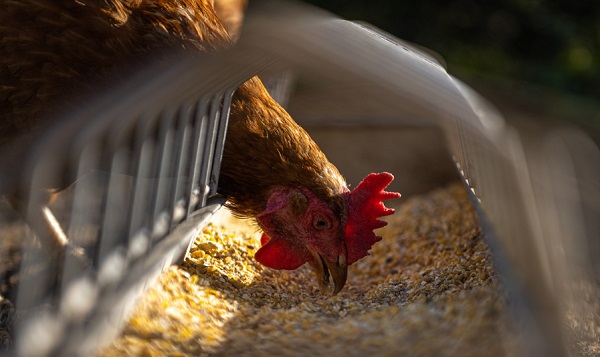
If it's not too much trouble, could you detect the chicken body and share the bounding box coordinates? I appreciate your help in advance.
[0,0,232,148]
[0,0,398,294]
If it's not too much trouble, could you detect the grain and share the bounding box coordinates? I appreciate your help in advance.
[97,183,519,356]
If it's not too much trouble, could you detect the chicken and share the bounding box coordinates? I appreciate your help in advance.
[1,0,240,255]
[221,78,401,293]
[0,0,400,294]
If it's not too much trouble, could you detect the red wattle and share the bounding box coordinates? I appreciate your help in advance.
[260,233,271,246]
[254,238,308,270]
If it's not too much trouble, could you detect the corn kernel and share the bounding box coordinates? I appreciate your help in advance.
[98,184,524,357]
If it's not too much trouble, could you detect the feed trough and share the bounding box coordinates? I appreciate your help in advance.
[1,2,598,356]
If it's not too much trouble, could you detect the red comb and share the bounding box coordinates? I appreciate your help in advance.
[343,172,400,264]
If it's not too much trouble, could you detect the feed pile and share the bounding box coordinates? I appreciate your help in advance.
[98,183,520,356]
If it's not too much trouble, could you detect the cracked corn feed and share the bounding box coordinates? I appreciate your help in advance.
[97,183,519,356]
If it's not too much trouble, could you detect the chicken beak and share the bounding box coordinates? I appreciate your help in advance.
[325,254,348,295]
[308,248,348,295]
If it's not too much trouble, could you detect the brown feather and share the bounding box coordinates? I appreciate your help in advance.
[221,77,347,219]
[0,0,347,222]
[0,0,232,148]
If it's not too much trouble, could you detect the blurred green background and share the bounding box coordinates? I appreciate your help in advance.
[303,0,600,129]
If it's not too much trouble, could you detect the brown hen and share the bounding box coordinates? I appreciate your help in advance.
[0,0,399,294]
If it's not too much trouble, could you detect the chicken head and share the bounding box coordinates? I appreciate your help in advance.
[255,172,400,294]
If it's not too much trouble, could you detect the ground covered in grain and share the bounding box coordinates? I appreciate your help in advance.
[97,183,519,356]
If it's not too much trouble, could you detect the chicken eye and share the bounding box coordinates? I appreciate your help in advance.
[313,216,331,230]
